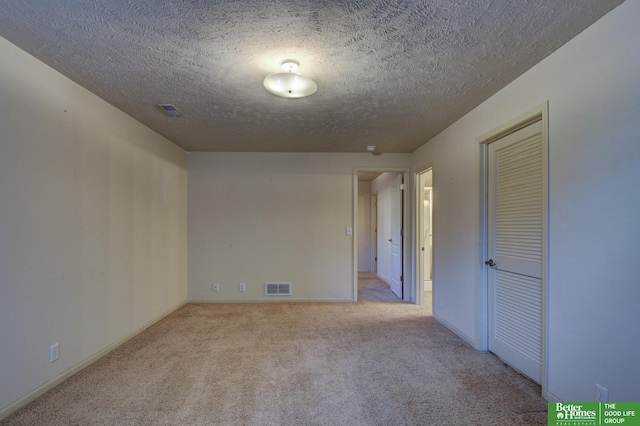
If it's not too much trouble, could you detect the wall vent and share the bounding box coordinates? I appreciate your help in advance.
[265,282,291,296]
[157,103,182,117]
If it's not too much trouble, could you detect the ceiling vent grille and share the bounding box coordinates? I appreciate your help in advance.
[157,103,182,117]
[265,282,291,296]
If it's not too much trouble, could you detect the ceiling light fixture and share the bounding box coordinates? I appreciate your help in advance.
[263,61,317,99]
[366,145,376,152]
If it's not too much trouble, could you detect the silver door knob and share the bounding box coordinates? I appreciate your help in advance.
[485,259,496,267]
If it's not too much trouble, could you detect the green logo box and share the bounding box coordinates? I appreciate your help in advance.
[548,402,640,425]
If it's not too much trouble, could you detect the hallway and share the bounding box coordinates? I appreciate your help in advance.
[358,272,432,314]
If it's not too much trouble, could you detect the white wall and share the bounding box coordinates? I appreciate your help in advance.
[411,1,639,401]
[0,37,188,416]
[188,153,410,302]
[357,181,372,272]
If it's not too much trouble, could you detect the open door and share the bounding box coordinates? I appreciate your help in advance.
[389,174,403,298]
[354,169,408,302]
[371,194,378,273]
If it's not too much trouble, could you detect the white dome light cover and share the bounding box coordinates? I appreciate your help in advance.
[263,61,317,99]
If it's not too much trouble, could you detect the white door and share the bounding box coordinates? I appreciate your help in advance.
[487,120,544,383]
[389,174,403,298]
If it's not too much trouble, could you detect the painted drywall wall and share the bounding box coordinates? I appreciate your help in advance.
[188,153,410,302]
[357,181,372,272]
[412,1,639,401]
[0,37,188,415]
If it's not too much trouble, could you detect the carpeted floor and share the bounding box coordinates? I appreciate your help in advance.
[356,273,432,314]
[2,274,547,425]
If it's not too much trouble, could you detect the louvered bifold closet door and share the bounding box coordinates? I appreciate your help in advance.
[488,120,543,383]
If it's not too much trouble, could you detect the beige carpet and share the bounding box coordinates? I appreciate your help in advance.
[2,274,547,425]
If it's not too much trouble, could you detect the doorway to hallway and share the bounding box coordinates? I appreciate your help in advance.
[355,169,409,302]
[416,168,433,309]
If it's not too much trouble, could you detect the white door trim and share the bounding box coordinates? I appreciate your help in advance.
[353,167,412,303]
[370,193,378,273]
[389,173,404,298]
[414,165,433,306]
[477,102,550,399]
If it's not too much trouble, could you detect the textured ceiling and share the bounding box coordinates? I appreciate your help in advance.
[0,1,624,153]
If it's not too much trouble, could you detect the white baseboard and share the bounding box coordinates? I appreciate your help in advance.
[376,273,391,287]
[432,313,477,348]
[188,298,355,303]
[545,390,561,402]
[0,300,187,421]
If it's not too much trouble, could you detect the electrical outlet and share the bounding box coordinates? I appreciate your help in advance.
[49,343,59,363]
[596,384,609,402]
[212,283,219,292]
[239,283,246,292]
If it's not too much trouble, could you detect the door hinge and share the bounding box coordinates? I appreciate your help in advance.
[400,275,404,283]
[400,229,405,237]
[375,257,377,262]
[400,184,405,190]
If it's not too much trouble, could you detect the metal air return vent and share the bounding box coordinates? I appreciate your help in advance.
[265,282,291,296]
[157,103,182,117]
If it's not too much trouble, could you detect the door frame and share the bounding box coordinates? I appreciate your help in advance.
[353,167,412,303]
[370,193,378,273]
[414,165,433,306]
[477,102,549,398]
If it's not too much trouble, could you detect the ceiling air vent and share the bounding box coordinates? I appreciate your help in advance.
[157,103,182,117]
[265,282,291,296]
